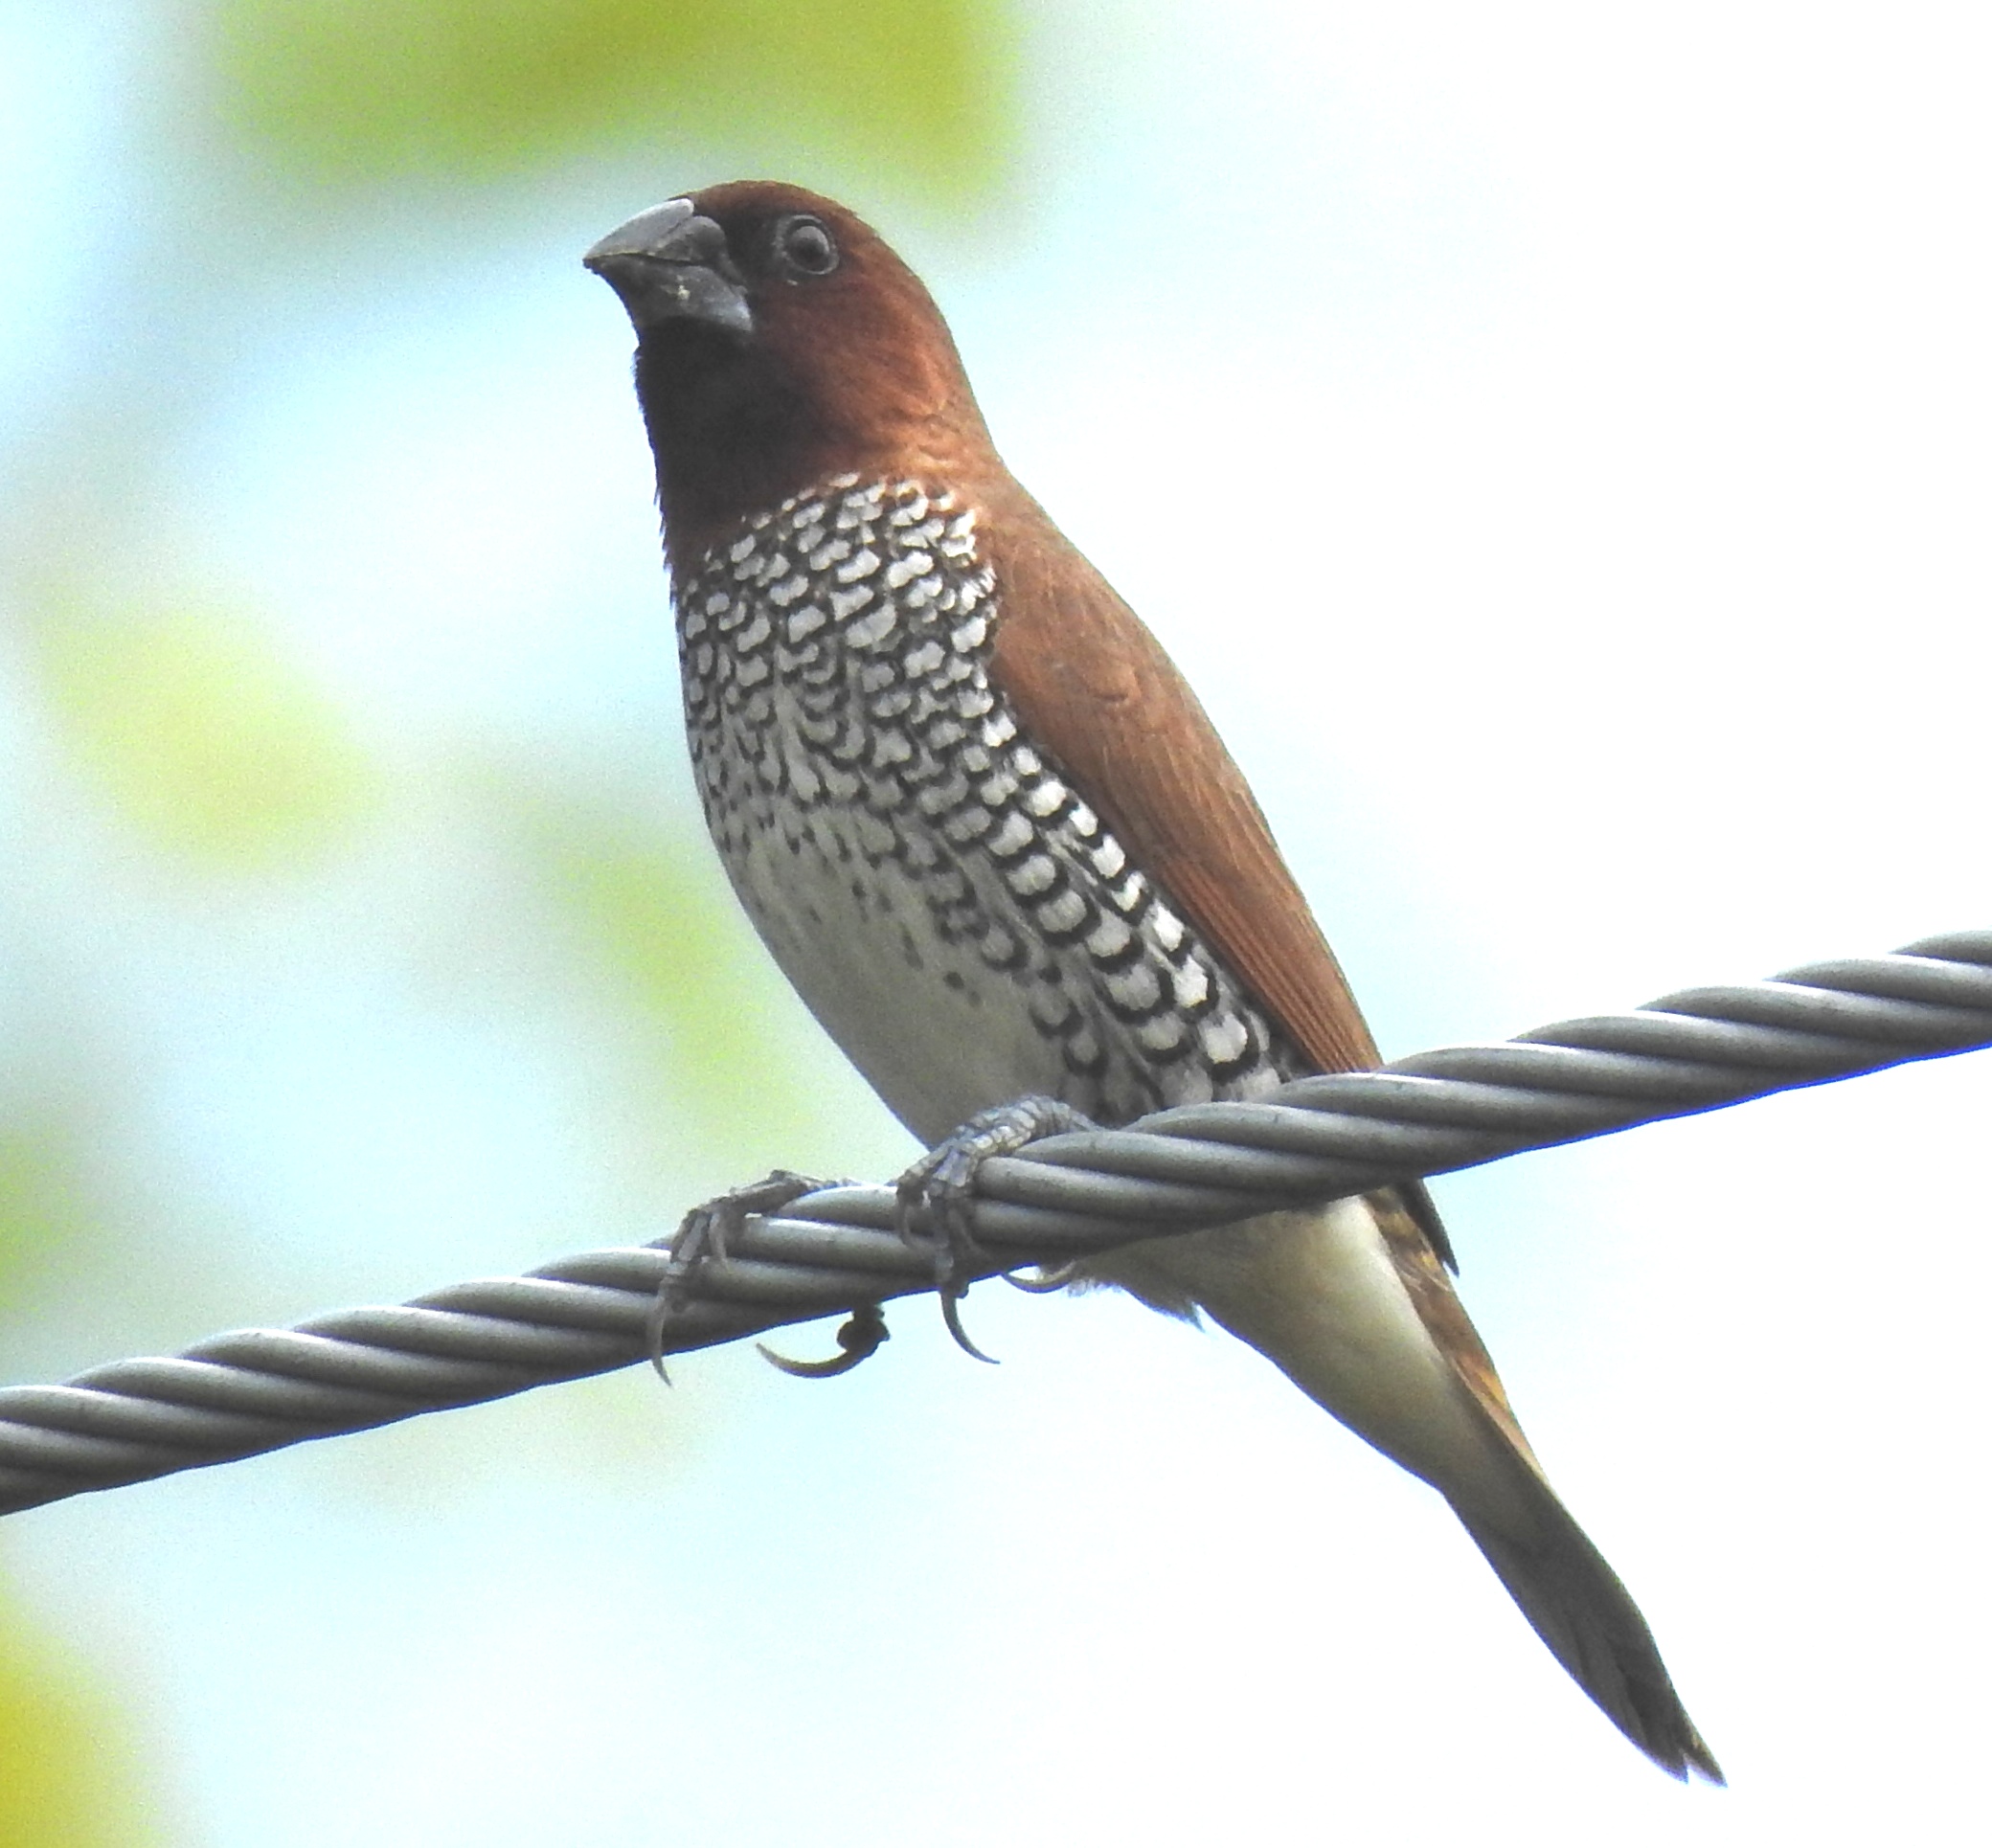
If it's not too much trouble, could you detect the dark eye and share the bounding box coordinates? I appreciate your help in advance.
[774,214,839,279]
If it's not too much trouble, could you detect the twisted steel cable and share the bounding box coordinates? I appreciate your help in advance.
[2,930,1986,1519]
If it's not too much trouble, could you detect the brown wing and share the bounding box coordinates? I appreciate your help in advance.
[983,494,1380,1076]
[979,484,1459,1269]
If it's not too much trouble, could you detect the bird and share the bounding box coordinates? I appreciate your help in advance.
[585,180,1722,1783]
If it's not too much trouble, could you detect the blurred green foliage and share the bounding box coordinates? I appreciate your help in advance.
[32,591,379,869]
[0,1598,161,1846]
[0,1124,93,1317]
[531,803,820,1146]
[201,0,1014,197]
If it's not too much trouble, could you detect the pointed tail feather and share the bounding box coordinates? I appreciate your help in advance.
[1093,1201,1722,1779]
[1457,1489,1723,1782]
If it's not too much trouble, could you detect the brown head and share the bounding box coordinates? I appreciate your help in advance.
[585,182,999,576]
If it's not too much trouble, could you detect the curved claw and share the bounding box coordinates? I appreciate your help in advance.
[644,1291,676,1385]
[1005,1262,1080,1294]
[940,1287,1000,1364]
[758,1303,891,1378]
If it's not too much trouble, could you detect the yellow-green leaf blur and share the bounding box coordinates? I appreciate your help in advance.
[32,596,378,868]
[201,0,1012,195]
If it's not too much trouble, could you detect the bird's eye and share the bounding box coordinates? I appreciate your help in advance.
[775,215,840,279]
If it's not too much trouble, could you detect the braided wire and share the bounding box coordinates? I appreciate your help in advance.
[2,930,1986,1518]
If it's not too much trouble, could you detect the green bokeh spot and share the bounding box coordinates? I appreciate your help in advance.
[203,0,1014,197]
[531,802,825,1154]
[34,595,379,869]
[0,1124,93,1315]
[0,1596,162,1846]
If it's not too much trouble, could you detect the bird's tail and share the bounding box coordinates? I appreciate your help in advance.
[1451,1468,1723,1782]
[1090,1196,1721,1781]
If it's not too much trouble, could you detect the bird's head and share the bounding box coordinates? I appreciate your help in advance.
[586,181,996,574]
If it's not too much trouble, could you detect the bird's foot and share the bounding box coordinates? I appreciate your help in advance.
[646,1169,831,1380]
[895,1095,1099,1362]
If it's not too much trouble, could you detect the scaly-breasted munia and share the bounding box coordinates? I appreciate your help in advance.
[586,181,1720,1782]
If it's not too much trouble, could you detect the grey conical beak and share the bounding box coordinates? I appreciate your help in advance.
[584,199,753,338]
